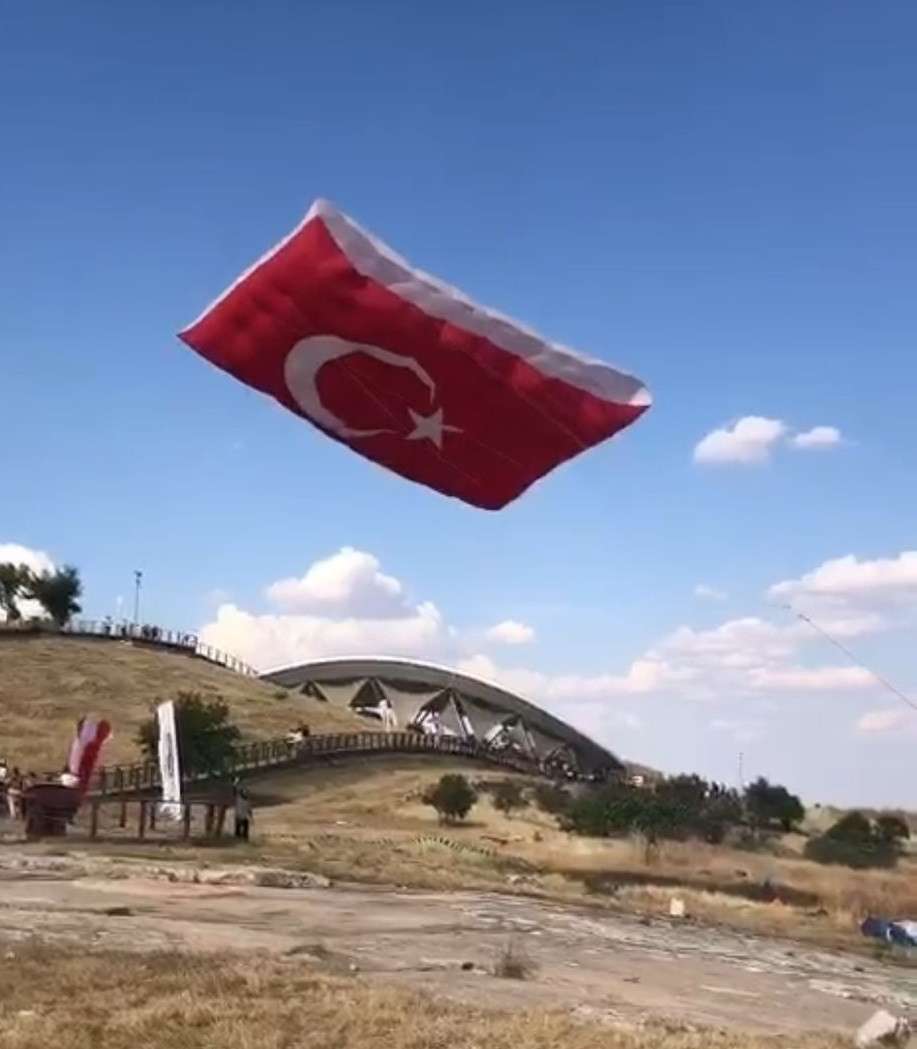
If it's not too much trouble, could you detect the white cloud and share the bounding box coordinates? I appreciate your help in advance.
[693,416,787,465]
[748,665,874,691]
[454,653,688,704]
[266,547,407,618]
[201,600,448,673]
[485,619,535,645]
[199,549,885,713]
[656,617,798,670]
[694,584,727,601]
[790,426,843,450]
[0,542,56,622]
[856,706,917,735]
[0,543,54,576]
[856,708,913,734]
[770,552,917,606]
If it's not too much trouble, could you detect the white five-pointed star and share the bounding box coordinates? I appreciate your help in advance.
[406,407,462,449]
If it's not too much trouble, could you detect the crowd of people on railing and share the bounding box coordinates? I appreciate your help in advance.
[0,615,257,676]
[69,618,200,648]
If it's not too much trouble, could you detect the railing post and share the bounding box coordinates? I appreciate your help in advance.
[119,797,127,828]
[183,804,192,840]
[138,801,147,840]
[90,799,100,840]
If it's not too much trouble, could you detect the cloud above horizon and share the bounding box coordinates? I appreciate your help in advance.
[198,546,892,725]
[694,417,845,465]
[485,619,536,645]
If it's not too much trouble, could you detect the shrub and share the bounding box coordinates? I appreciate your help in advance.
[137,691,242,777]
[492,938,537,979]
[805,811,903,869]
[743,777,805,833]
[532,781,572,816]
[876,814,911,846]
[491,780,529,818]
[422,774,477,824]
[560,777,745,846]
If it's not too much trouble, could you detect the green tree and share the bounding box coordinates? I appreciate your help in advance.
[491,780,528,818]
[532,781,572,816]
[0,562,29,622]
[423,774,477,824]
[805,811,902,870]
[744,777,805,833]
[700,787,744,844]
[875,814,911,847]
[25,565,83,627]
[825,811,874,845]
[136,692,242,777]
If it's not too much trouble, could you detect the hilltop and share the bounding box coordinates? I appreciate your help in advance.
[0,635,367,772]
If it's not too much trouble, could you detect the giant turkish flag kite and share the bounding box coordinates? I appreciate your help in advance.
[180,200,651,509]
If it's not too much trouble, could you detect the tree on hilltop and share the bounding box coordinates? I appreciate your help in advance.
[25,565,83,627]
[0,562,30,621]
[137,692,242,777]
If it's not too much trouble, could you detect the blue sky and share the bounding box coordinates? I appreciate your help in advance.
[2,2,916,806]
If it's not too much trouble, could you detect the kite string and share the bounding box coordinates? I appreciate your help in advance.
[785,604,917,714]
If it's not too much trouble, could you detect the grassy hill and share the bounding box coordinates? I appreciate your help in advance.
[0,635,368,773]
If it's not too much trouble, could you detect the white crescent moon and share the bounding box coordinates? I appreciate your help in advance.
[284,335,436,439]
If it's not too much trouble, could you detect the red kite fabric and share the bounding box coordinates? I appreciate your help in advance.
[180,200,651,510]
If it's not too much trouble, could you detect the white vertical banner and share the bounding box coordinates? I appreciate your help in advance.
[157,700,183,821]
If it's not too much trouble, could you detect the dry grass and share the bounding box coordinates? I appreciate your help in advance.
[253,764,917,937]
[45,757,917,952]
[0,636,367,771]
[0,946,845,1049]
[493,938,538,980]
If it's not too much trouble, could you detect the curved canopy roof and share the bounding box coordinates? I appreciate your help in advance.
[262,656,622,773]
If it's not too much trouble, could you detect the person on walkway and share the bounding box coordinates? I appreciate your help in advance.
[7,770,23,821]
[234,788,253,841]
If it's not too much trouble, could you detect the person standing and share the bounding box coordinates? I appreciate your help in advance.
[7,769,23,821]
[234,788,253,841]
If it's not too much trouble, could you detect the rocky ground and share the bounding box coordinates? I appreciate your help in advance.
[1,850,915,1038]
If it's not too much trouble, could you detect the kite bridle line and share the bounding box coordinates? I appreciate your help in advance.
[782,603,917,715]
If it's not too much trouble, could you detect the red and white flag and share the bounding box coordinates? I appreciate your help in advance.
[180,200,651,510]
[67,718,112,797]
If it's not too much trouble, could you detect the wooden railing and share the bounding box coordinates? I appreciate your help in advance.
[89,731,545,798]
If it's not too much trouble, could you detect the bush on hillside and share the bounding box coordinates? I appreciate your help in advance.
[532,781,572,816]
[743,777,805,833]
[137,691,242,777]
[875,814,911,846]
[559,776,745,846]
[804,811,904,869]
[490,780,529,818]
[422,774,477,824]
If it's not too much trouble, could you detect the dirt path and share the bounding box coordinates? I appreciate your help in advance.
[1,862,914,1037]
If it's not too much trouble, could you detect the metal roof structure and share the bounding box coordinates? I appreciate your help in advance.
[262,656,623,775]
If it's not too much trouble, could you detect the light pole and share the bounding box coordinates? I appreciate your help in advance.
[133,570,143,627]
